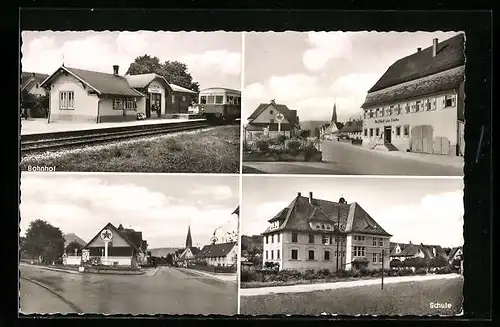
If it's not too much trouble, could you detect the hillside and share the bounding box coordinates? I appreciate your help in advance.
[299,120,331,132]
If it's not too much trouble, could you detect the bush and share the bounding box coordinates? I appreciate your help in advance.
[278,269,302,281]
[303,269,319,280]
[429,256,449,269]
[370,268,383,277]
[285,139,302,154]
[387,269,399,277]
[359,268,371,277]
[436,266,453,274]
[243,141,251,152]
[277,134,287,144]
[255,139,270,152]
[317,268,332,279]
[337,270,354,278]
[415,268,428,275]
[397,268,414,276]
[390,259,403,268]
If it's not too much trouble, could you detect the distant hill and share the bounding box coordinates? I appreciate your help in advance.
[299,120,331,132]
[63,233,86,248]
[149,247,183,257]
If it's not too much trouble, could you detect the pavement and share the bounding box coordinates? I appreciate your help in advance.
[19,264,237,315]
[176,268,237,283]
[240,273,463,296]
[243,139,463,176]
[21,117,206,135]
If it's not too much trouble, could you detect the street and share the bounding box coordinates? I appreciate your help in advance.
[19,264,237,315]
[243,139,463,176]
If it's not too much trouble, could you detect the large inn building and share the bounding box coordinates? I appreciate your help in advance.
[262,192,392,272]
[361,34,465,156]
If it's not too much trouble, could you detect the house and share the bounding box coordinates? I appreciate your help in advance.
[447,246,463,264]
[389,241,447,262]
[197,242,238,267]
[261,192,392,272]
[82,222,148,267]
[245,100,300,139]
[361,34,465,156]
[175,225,201,267]
[40,64,197,123]
[21,72,49,97]
[338,119,363,139]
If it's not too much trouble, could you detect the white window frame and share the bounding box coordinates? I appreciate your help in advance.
[323,235,331,245]
[372,253,377,263]
[59,91,75,110]
[444,95,456,108]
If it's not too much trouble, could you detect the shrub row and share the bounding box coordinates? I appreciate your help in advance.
[245,137,320,156]
[241,265,456,283]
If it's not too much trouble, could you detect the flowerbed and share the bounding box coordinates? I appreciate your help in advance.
[243,136,322,162]
[240,266,457,288]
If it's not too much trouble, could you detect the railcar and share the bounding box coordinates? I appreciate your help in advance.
[197,87,241,123]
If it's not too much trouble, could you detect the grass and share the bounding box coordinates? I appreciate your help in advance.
[240,277,463,316]
[21,125,240,173]
[241,275,385,289]
[242,165,266,174]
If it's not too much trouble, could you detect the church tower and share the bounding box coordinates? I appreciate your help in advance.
[331,102,338,125]
[185,225,193,248]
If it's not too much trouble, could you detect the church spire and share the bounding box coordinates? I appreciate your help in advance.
[185,225,193,248]
[331,102,338,125]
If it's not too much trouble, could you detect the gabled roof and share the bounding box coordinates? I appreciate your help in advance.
[368,34,465,93]
[447,246,463,260]
[247,101,298,125]
[394,243,447,259]
[125,73,171,91]
[262,194,391,237]
[170,83,197,94]
[21,72,49,91]
[41,66,145,97]
[83,222,140,251]
[197,242,237,258]
[63,233,87,249]
[389,242,409,256]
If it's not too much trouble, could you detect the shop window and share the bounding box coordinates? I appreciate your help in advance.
[396,126,401,136]
[403,125,410,137]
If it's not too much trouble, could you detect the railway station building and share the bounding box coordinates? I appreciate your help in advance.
[361,34,465,156]
[82,222,148,268]
[40,65,197,123]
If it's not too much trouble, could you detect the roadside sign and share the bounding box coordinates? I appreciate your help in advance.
[100,229,113,242]
[82,249,90,262]
[275,113,285,122]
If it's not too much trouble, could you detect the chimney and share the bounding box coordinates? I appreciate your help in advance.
[409,241,412,245]
[309,192,313,205]
[297,192,301,197]
[432,38,438,57]
[417,47,421,52]
[113,65,119,75]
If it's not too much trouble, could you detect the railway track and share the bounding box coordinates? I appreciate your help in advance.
[21,120,211,154]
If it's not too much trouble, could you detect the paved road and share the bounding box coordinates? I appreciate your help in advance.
[243,140,463,176]
[20,278,78,314]
[20,265,237,315]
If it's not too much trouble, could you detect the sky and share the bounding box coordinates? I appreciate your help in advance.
[21,31,242,90]
[242,31,462,123]
[20,173,239,249]
[242,176,464,248]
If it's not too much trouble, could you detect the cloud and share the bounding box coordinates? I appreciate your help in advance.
[20,175,237,248]
[376,191,464,247]
[302,32,354,71]
[330,73,380,96]
[190,185,234,200]
[180,49,241,76]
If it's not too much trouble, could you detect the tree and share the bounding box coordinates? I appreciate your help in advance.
[429,255,448,269]
[313,127,320,138]
[23,219,65,263]
[165,253,173,266]
[65,241,83,256]
[125,55,200,92]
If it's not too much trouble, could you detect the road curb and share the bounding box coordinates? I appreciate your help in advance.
[178,268,237,283]
[20,276,83,313]
[240,273,463,296]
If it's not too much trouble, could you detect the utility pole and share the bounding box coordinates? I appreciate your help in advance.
[336,206,340,274]
[381,249,385,290]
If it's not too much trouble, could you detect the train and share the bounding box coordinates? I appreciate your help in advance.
[196,87,241,123]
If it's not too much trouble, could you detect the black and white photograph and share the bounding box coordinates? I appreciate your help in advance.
[242,31,464,176]
[19,173,239,315]
[239,175,464,316]
[20,31,242,173]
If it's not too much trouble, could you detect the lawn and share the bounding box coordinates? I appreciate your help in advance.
[21,126,240,173]
[240,277,463,316]
[242,165,266,174]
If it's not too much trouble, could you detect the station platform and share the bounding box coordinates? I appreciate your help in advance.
[21,117,206,135]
